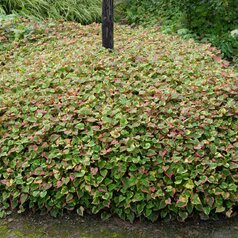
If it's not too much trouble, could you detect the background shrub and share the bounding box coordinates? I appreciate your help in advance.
[119,0,238,64]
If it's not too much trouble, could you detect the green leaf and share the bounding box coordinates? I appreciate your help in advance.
[20,194,28,204]
[75,123,85,130]
[145,208,152,218]
[203,207,211,216]
[100,170,108,178]
[32,191,40,197]
[30,107,38,112]
[215,206,225,213]
[184,180,195,190]
[74,171,86,177]
[178,211,189,221]
[191,194,202,205]
[40,191,47,198]
[77,206,84,216]
[127,212,135,224]
[101,211,111,221]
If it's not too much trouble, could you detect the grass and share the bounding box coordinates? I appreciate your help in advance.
[0,17,238,222]
[0,0,101,24]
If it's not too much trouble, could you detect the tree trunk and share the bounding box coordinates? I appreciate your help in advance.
[102,0,114,49]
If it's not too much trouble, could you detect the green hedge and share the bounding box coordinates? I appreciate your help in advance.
[119,0,238,64]
[0,19,238,222]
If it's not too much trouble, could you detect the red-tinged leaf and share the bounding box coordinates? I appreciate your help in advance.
[0,180,9,186]
[212,55,222,63]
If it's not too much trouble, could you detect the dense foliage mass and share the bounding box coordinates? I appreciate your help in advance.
[0,0,101,24]
[0,18,238,222]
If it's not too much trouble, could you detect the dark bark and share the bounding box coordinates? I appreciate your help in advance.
[102,0,114,49]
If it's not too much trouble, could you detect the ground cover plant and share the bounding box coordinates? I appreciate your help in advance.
[0,17,238,222]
